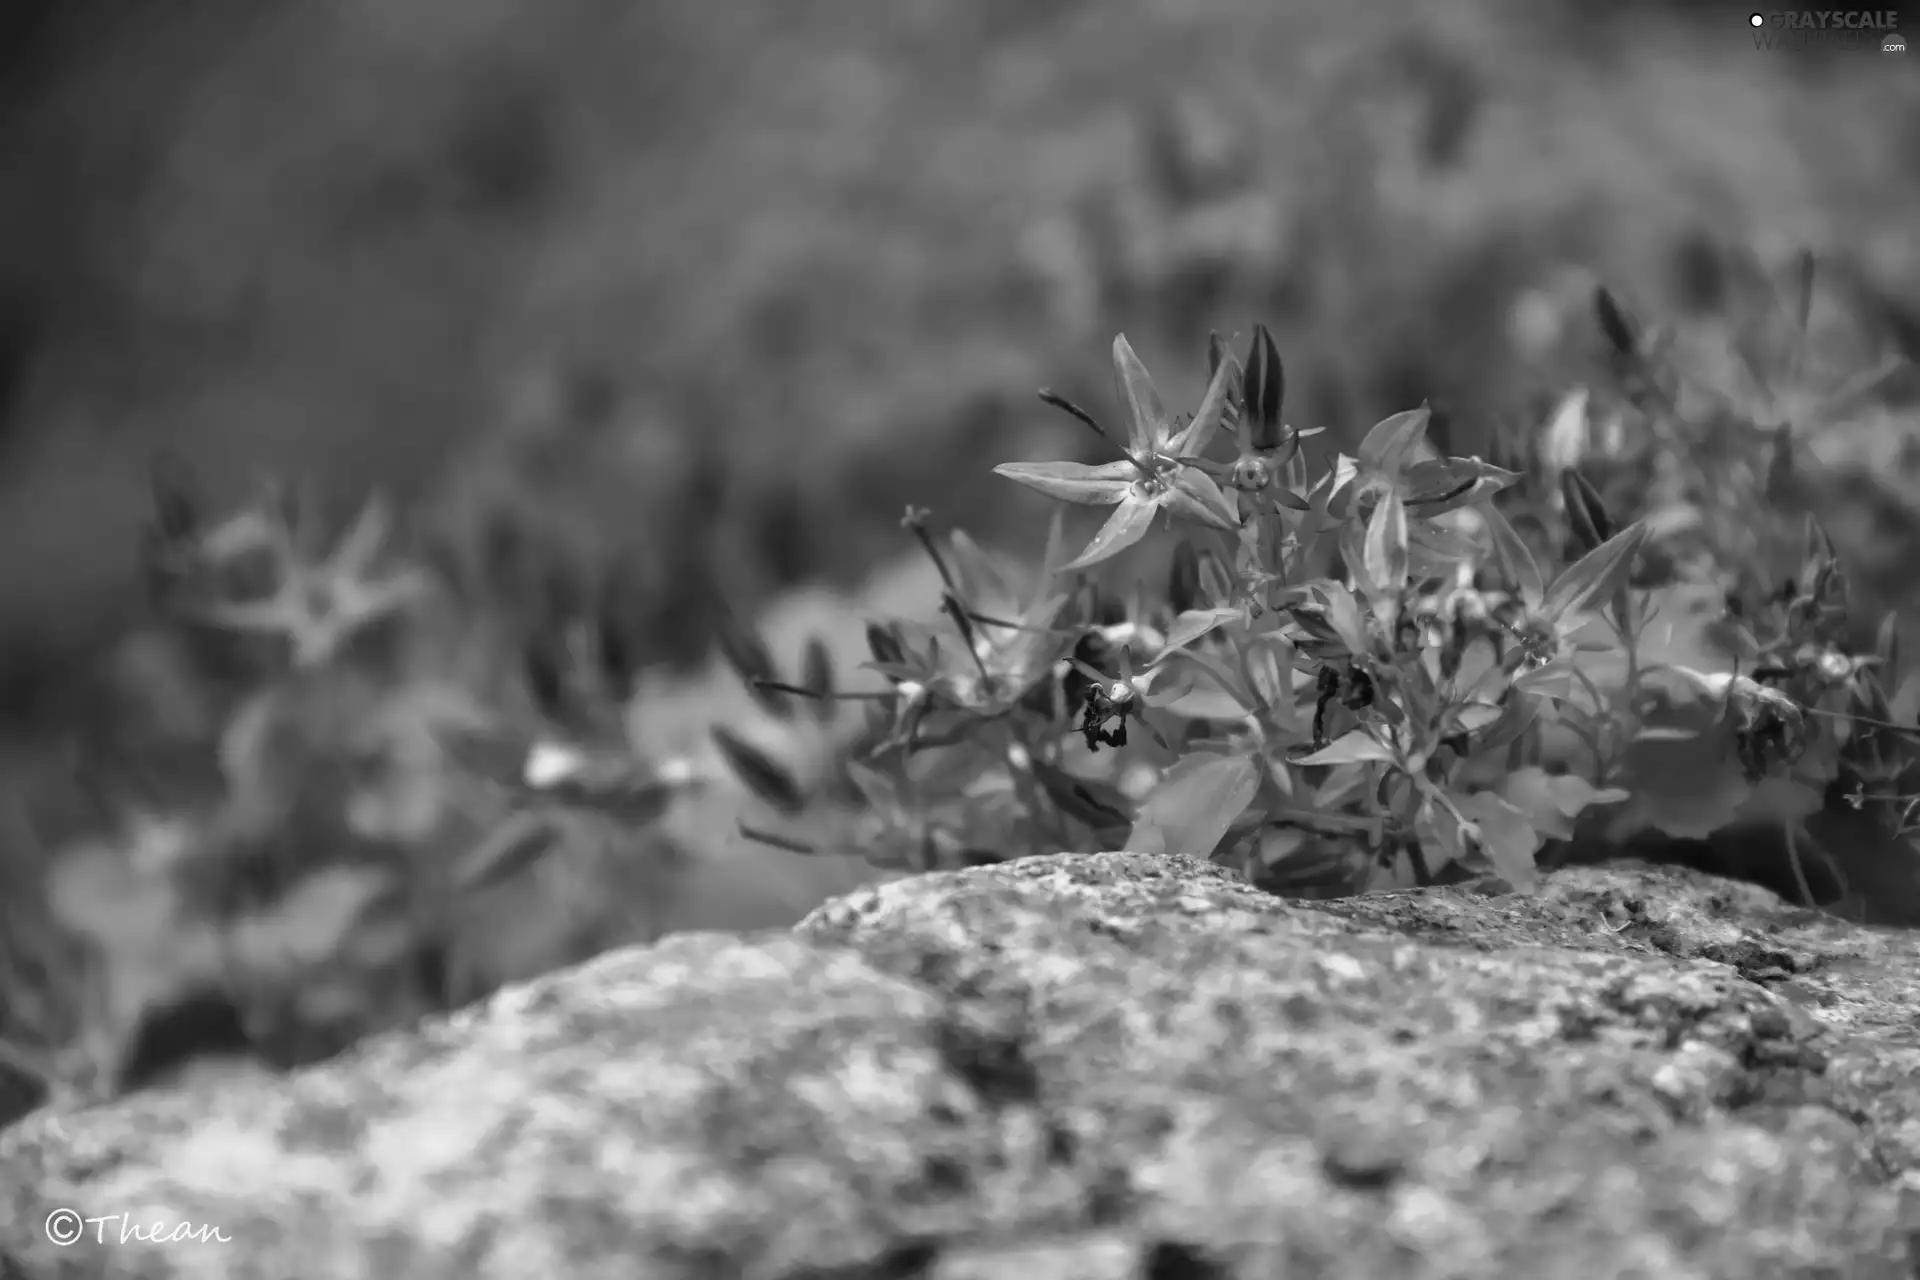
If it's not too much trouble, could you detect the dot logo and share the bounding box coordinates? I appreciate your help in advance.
[1887,32,1907,51]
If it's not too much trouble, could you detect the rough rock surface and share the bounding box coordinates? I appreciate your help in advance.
[3,852,1920,1279]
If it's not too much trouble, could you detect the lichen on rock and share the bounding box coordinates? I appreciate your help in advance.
[3,853,1919,1279]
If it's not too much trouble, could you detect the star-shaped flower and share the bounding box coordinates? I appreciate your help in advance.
[995,334,1242,571]
[186,493,430,667]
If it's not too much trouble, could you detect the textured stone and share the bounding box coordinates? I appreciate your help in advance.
[4,853,1920,1279]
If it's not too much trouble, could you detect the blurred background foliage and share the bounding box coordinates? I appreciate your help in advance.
[0,0,1913,812]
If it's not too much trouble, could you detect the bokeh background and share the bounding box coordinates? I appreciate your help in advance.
[0,0,1914,930]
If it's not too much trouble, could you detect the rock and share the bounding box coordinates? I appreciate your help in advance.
[3,853,1919,1279]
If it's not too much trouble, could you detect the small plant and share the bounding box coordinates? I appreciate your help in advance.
[6,244,1917,1125]
[734,277,1920,908]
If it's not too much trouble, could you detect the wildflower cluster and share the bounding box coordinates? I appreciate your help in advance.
[733,262,1920,907]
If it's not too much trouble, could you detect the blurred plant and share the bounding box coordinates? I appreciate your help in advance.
[0,467,713,1118]
[1511,255,1920,904]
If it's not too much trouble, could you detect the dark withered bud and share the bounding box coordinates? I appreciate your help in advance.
[1168,540,1202,614]
[1593,286,1638,359]
[710,724,806,815]
[866,620,906,669]
[799,634,835,722]
[1559,466,1615,554]
[1243,323,1286,451]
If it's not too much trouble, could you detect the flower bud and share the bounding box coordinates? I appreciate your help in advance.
[1593,286,1637,359]
[866,621,906,669]
[1231,455,1272,492]
[1559,466,1615,555]
[1242,323,1286,452]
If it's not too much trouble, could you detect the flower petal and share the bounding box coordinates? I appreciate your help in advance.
[1162,467,1241,531]
[1112,334,1170,456]
[1168,346,1242,456]
[1062,492,1159,571]
[993,459,1136,505]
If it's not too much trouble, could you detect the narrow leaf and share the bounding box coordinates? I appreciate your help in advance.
[1062,492,1158,571]
[1168,539,1202,614]
[710,725,807,815]
[1472,691,1539,753]
[452,815,561,896]
[1357,405,1431,478]
[1125,751,1261,859]
[844,758,903,817]
[1154,646,1255,716]
[1511,662,1575,699]
[1497,767,1628,842]
[1361,487,1409,602]
[1197,545,1236,606]
[544,768,685,826]
[993,459,1138,506]
[1156,607,1243,660]
[1402,457,1521,512]
[738,823,820,856]
[800,635,836,722]
[1480,502,1543,605]
[1540,520,1650,622]
[1312,582,1371,656]
[946,528,1016,608]
[1037,504,1070,579]
[1029,757,1135,831]
[715,602,788,720]
[1272,486,1313,512]
[1290,728,1396,766]
[1455,790,1541,890]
